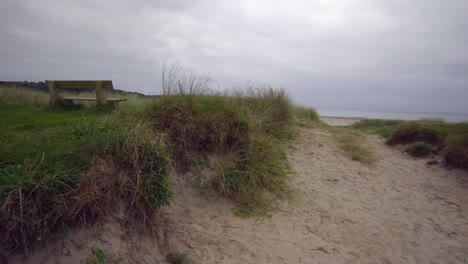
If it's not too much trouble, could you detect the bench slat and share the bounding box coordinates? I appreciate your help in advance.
[62,97,97,101]
[106,98,127,101]
[62,97,127,102]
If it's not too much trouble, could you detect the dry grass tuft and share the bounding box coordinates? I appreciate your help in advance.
[333,128,376,164]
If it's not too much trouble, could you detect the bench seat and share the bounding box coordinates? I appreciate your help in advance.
[62,97,127,102]
[62,97,97,101]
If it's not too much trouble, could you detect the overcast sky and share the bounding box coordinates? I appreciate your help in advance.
[1,0,467,113]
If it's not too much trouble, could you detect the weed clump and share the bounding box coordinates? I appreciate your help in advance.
[406,142,433,157]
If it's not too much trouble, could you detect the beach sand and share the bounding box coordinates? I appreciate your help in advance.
[320,116,364,126]
[11,127,468,264]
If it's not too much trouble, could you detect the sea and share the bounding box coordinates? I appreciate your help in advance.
[317,109,468,123]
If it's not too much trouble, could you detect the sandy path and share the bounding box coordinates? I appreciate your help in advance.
[165,128,468,264]
[11,127,468,263]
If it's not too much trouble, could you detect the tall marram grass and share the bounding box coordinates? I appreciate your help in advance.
[137,64,297,208]
[149,84,294,208]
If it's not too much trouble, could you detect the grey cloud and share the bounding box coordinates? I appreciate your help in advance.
[0,0,467,113]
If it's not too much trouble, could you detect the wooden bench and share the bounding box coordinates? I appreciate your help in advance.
[46,80,127,107]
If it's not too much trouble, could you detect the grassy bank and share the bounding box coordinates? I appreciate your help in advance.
[352,119,468,168]
[0,83,318,251]
[0,102,172,252]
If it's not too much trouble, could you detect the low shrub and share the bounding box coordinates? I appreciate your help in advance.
[387,123,444,146]
[406,142,433,157]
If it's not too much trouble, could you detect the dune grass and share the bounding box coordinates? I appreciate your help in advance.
[147,88,294,209]
[0,75,320,251]
[352,119,468,168]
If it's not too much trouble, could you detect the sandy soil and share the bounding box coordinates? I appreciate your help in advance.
[10,128,468,264]
[320,116,364,126]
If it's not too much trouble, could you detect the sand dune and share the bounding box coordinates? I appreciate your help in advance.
[12,127,468,264]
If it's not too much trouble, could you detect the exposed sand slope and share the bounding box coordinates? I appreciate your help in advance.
[163,128,468,264]
[11,128,468,263]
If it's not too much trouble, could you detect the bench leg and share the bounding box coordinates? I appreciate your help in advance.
[95,81,107,106]
[47,81,61,108]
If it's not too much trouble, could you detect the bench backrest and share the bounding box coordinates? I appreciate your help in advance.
[46,80,113,106]
[47,80,114,90]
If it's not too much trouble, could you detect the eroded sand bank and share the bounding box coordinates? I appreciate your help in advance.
[12,127,468,264]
